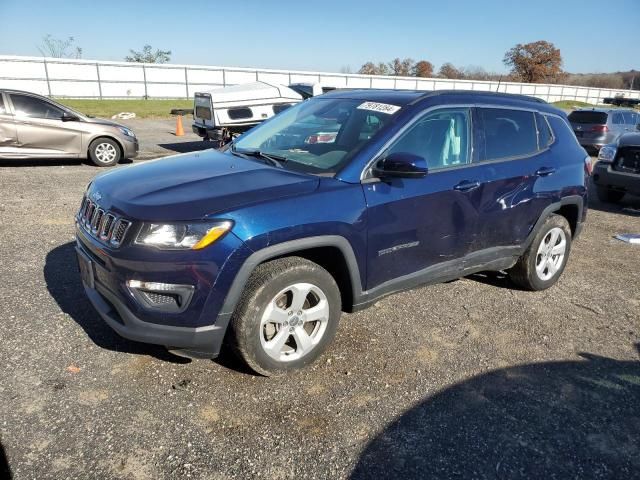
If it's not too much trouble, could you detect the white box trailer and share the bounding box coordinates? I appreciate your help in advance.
[192,81,325,146]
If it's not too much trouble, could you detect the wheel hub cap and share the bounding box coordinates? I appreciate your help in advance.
[259,282,329,362]
[535,227,567,281]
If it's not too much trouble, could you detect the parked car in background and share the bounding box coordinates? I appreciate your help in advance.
[76,90,588,376]
[0,89,138,166]
[593,130,640,203]
[568,108,639,154]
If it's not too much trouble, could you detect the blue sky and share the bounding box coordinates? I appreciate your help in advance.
[0,0,638,73]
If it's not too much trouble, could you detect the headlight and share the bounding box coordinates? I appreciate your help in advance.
[118,127,135,138]
[597,145,617,163]
[135,221,233,250]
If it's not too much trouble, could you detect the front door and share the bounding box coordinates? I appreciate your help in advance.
[8,93,82,157]
[0,93,18,156]
[363,107,484,290]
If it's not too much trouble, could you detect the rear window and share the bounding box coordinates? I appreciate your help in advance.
[479,108,538,160]
[195,106,211,120]
[568,111,607,124]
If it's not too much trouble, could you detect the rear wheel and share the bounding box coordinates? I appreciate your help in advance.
[229,257,341,376]
[509,214,572,291]
[88,138,121,167]
[596,186,625,203]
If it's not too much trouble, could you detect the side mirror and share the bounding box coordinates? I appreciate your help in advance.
[61,112,78,122]
[373,152,428,179]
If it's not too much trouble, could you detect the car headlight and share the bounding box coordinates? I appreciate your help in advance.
[135,221,233,250]
[597,145,617,163]
[118,126,136,138]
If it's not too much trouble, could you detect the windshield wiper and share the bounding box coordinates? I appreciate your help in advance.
[231,145,287,168]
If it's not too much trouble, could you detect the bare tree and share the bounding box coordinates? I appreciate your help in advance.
[438,63,464,79]
[339,65,353,74]
[38,34,82,58]
[125,45,171,64]
[358,61,390,75]
[388,58,415,76]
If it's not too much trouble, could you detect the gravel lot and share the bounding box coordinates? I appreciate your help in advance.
[0,128,639,479]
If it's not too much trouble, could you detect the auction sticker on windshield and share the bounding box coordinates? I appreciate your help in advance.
[357,102,401,114]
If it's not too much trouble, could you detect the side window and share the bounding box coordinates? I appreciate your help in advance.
[536,113,553,148]
[622,111,636,125]
[612,112,624,125]
[478,108,537,160]
[386,108,470,170]
[10,94,65,119]
[0,94,6,115]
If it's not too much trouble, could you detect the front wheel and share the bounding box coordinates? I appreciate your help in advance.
[229,257,341,376]
[509,214,572,291]
[88,138,121,167]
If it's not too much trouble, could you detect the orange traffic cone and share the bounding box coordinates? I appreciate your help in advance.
[175,114,185,136]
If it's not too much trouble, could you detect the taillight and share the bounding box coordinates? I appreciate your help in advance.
[590,125,609,133]
[584,155,593,176]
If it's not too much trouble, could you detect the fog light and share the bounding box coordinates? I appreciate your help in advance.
[126,280,194,313]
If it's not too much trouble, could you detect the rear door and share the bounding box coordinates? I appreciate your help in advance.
[471,107,555,260]
[194,93,214,129]
[0,93,19,155]
[611,111,626,139]
[8,93,82,157]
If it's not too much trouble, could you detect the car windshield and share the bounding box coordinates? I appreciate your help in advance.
[231,97,397,174]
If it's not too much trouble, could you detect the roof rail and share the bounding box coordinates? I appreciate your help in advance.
[408,89,548,106]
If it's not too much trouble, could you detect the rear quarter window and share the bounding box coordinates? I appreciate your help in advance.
[536,113,554,148]
[568,111,608,124]
[478,108,538,161]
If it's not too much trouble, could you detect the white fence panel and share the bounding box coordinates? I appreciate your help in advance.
[0,55,638,103]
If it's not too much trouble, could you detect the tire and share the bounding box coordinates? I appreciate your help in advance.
[88,138,121,167]
[229,257,341,376]
[596,186,625,203]
[509,214,572,291]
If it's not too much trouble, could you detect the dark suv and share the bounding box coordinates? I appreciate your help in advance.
[75,90,589,375]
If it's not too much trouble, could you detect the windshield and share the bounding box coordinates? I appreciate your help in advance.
[232,97,398,174]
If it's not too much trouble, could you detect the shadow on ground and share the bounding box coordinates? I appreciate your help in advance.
[0,441,10,480]
[351,347,640,479]
[44,242,189,363]
[158,141,214,154]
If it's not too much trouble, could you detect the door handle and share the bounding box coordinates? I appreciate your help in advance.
[535,167,556,177]
[454,180,481,192]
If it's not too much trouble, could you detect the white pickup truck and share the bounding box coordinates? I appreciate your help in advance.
[192,82,328,146]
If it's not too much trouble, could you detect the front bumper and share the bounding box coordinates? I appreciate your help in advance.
[81,274,227,358]
[121,137,139,159]
[75,222,250,358]
[593,162,640,196]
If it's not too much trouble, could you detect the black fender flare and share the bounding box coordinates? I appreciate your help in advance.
[522,195,584,252]
[216,235,363,324]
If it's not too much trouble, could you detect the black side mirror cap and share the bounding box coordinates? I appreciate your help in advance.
[373,152,428,179]
[61,112,78,122]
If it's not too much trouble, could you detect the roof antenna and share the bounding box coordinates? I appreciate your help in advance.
[496,75,502,93]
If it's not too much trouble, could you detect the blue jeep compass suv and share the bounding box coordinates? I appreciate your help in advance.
[75,90,589,375]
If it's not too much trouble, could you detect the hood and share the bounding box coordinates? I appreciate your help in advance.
[84,117,127,129]
[89,149,320,221]
[618,132,640,147]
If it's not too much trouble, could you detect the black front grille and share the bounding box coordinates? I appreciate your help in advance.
[615,147,640,174]
[77,196,131,247]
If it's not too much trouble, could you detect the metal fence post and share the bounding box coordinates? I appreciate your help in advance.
[42,58,52,97]
[142,64,148,99]
[95,63,103,100]
[184,67,189,99]
[223,68,227,87]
